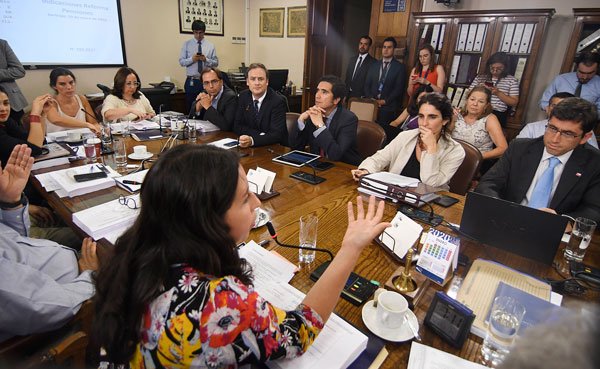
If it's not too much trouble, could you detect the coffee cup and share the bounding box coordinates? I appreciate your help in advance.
[68,131,81,141]
[375,290,408,329]
[133,145,147,156]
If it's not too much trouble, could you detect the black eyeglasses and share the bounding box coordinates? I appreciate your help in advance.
[545,124,583,139]
[119,195,139,209]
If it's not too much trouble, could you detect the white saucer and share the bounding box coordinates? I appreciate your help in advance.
[253,208,270,229]
[128,152,153,160]
[362,300,419,342]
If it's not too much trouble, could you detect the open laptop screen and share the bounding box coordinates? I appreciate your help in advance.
[460,192,568,265]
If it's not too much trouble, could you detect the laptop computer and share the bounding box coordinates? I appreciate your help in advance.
[459,192,568,265]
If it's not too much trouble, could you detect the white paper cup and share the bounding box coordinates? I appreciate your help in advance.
[133,145,147,156]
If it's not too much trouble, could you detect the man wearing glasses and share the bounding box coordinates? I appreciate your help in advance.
[476,97,600,223]
[189,67,237,131]
[540,52,600,112]
[179,20,219,113]
[518,92,598,149]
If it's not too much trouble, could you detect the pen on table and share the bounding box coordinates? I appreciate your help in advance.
[123,180,143,185]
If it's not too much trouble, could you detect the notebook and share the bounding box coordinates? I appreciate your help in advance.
[459,192,568,265]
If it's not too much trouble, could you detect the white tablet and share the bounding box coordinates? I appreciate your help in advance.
[272,150,320,167]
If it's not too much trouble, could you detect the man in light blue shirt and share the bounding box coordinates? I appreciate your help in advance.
[0,144,98,342]
[540,52,600,112]
[520,92,598,149]
[179,20,218,113]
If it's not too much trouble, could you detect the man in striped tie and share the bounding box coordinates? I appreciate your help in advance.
[476,97,600,224]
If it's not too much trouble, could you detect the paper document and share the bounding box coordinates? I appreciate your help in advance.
[115,169,149,193]
[378,211,423,259]
[364,172,420,188]
[209,138,239,149]
[130,119,160,130]
[408,342,487,369]
[188,119,221,132]
[238,241,297,286]
[44,164,120,198]
[72,194,140,241]
[46,128,93,143]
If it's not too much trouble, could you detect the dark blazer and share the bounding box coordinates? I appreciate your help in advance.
[289,106,362,166]
[475,137,600,223]
[364,58,406,112]
[190,85,237,131]
[233,87,287,147]
[345,53,376,98]
[0,118,43,167]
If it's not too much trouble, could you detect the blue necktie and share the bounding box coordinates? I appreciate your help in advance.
[528,157,560,209]
[197,41,203,73]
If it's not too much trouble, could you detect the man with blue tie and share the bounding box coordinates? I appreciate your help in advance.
[476,97,600,223]
[364,37,406,141]
[179,20,219,113]
[289,75,361,165]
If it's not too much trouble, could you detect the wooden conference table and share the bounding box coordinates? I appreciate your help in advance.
[31,131,600,368]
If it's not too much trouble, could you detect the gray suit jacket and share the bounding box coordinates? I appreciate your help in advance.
[476,137,600,223]
[0,39,27,112]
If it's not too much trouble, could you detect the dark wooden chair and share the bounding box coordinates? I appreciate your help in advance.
[356,120,386,159]
[285,112,301,148]
[449,139,483,195]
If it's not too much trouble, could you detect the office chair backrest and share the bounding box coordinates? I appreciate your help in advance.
[285,112,300,147]
[356,120,386,158]
[96,84,111,97]
[348,97,379,122]
[448,139,483,195]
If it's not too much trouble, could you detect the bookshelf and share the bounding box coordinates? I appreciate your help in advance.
[560,8,600,74]
[407,9,555,138]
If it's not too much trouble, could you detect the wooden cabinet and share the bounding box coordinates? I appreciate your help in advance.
[560,8,600,74]
[406,9,555,138]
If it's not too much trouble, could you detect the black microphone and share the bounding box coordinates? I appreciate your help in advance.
[187,97,202,119]
[80,108,98,122]
[266,221,333,261]
[157,103,165,134]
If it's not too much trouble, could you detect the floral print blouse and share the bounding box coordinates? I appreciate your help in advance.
[130,264,323,368]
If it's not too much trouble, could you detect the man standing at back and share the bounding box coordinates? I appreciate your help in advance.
[179,20,218,113]
[540,51,600,113]
[345,36,376,98]
[365,37,406,141]
[290,75,361,165]
[190,67,237,131]
[234,63,287,148]
[476,97,600,223]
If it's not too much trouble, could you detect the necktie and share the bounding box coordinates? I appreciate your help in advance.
[574,83,582,97]
[254,99,260,121]
[352,55,363,80]
[379,62,390,84]
[197,41,203,73]
[528,157,560,209]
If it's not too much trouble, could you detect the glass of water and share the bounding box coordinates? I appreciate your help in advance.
[564,217,596,262]
[299,214,318,263]
[113,138,128,169]
[481,296,526,368]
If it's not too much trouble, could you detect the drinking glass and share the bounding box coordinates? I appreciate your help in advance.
[481,296,526,367]
[113,138,128,168]
[299,214,318,263]
[564,217,596,262]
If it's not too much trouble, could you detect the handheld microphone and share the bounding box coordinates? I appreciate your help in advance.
[266,221,333,261]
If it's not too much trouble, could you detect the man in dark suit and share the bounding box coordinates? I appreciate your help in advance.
[234,63,287,147]
[345,36,376,98]
[476,97,600,223]
[190,67,237,131]
[364,37,406,141]
[289,75,361,165]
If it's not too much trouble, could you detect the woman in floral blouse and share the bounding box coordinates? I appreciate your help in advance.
[93,144,389,367]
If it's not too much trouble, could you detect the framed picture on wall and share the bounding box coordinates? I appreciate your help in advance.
[287,6,307,38]
[178,0,224,36]
[259,8,284,38]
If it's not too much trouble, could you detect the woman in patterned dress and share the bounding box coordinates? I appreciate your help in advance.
[92,144,389,368]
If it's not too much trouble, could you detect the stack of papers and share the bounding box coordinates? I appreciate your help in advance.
[188,119,221,132]
[46,128,93,143]
[209,138,239,149]
[238,241,368,369]
[114,169,149,193]
[72,194,140,243]
[408,342,487,369]
[35,163,120,198]
[130,119,160,130]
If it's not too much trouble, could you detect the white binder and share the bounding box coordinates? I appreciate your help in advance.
[465,24,477,52]
[501,23,515,52]
[446,86,455,101]
[473,24,487,52]
[518,23,535,54]
[457,24,468,51]
[438,24,446,50]
[514,57,527,81]
[510,23,525,53]
[431,24,441,50]
[449,55,461,84]
[452,87,464,107]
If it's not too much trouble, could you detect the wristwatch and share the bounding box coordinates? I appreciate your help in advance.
[0,192,27,209]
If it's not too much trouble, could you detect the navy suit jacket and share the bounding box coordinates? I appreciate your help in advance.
[364,58,406,111]
[345,53,376,98]
[475,137,600,223]
[233,87,287,147]
[190,85,237,131]
[289,106,362,166]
